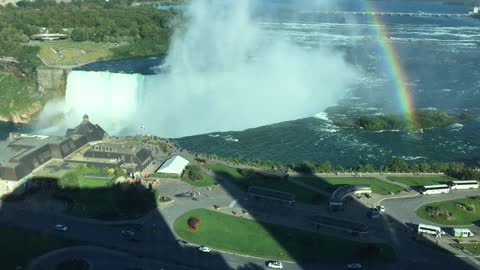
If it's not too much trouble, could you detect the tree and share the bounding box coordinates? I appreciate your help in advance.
[293,161,316,174]
[388,156,409,172]
[419,162,431,173]
[187,217,201,232]
[317,161,332,173]
[186,165,203,181]
[409,163,420,173]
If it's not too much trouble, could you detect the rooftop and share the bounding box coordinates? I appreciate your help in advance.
[0,134,77,166]
[156,155,189,175]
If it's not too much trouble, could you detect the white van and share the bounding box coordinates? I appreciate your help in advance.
[453,228,474,238]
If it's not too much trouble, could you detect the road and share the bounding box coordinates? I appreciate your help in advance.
[2,192,480,270]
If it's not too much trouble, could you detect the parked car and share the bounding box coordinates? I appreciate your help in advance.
[368,208,380,219]
[198,246,211,253]
[347,263,362,269]
[121,229,135,237]
[266,261,283,269]
[378,205,385,212]
[55,224,68,231]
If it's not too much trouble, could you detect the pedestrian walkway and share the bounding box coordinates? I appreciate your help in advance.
[287,177,330,197]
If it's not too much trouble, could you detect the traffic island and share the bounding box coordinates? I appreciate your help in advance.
[174,208,395,264]
[416,196,480,225]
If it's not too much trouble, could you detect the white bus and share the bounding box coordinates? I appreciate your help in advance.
[421,184,450,195]
[418,224,445,238]
[450,180,479,190]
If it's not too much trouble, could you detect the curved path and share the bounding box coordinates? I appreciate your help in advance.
[28,246,192,270]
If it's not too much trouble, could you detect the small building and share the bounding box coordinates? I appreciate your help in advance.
[30,33,68,41]
[156,155,189,175]
[247,186,295,205]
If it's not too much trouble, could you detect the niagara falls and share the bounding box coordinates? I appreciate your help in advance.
[37,0,357,137]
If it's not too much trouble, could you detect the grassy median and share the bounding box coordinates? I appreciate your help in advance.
[204,164,325,203]
[174,208,395,264]
[297,177,406,195]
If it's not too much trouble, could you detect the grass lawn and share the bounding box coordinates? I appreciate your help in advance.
[0,225,78,270]
[183,170,217,187]
[174,209,395,264]
[416,196,480,225]
[452,243,480,255]
[297,177,406,195]
[51,166,156,220]
[0,72,41,117]
[38,40,115,66]
[387,176,453,187]
[204,163,325,203]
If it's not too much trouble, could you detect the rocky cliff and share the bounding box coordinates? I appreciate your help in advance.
[36,67,70,94]
[0,101,43,124]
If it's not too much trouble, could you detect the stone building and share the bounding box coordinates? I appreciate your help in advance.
[65,114,108,142]
[80,141,153,173]
[0,134,87,193]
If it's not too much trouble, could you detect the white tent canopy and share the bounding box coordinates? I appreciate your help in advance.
[156,155,189,175]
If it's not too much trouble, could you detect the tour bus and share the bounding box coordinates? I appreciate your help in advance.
[453,228,474,238]
[421,184,450,195]
[450,180,479,190]
[418,224,446,238]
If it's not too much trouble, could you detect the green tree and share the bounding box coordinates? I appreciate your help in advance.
[186,165,203,181]
[419,162,431,173]
[388,157,409,172]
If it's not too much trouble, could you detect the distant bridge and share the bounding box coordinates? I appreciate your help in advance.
[304,11,470,17]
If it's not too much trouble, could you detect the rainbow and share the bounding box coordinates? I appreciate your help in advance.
[363,1,418,131]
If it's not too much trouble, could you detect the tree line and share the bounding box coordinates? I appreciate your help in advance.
[0,0,179,77]
[203,154,480,180]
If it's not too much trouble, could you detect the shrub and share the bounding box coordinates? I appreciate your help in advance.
[187,217,201,232]
[465,203,476,212]
[185,165,203,181]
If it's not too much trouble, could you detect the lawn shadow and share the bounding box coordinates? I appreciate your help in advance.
[0,164,478,270]
[0,176,247,270]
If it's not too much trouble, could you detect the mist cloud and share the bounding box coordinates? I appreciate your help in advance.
[37,0,357,137]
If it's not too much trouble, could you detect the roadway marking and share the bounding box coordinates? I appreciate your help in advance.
[229,200,237,208]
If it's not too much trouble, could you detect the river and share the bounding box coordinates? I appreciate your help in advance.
[2,0,479,167]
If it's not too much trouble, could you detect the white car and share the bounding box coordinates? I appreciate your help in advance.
[378,205,385,212]
[267,261,283,269]
[198,246,211,253]
[55,224,68,231]
[347,263,362,269]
